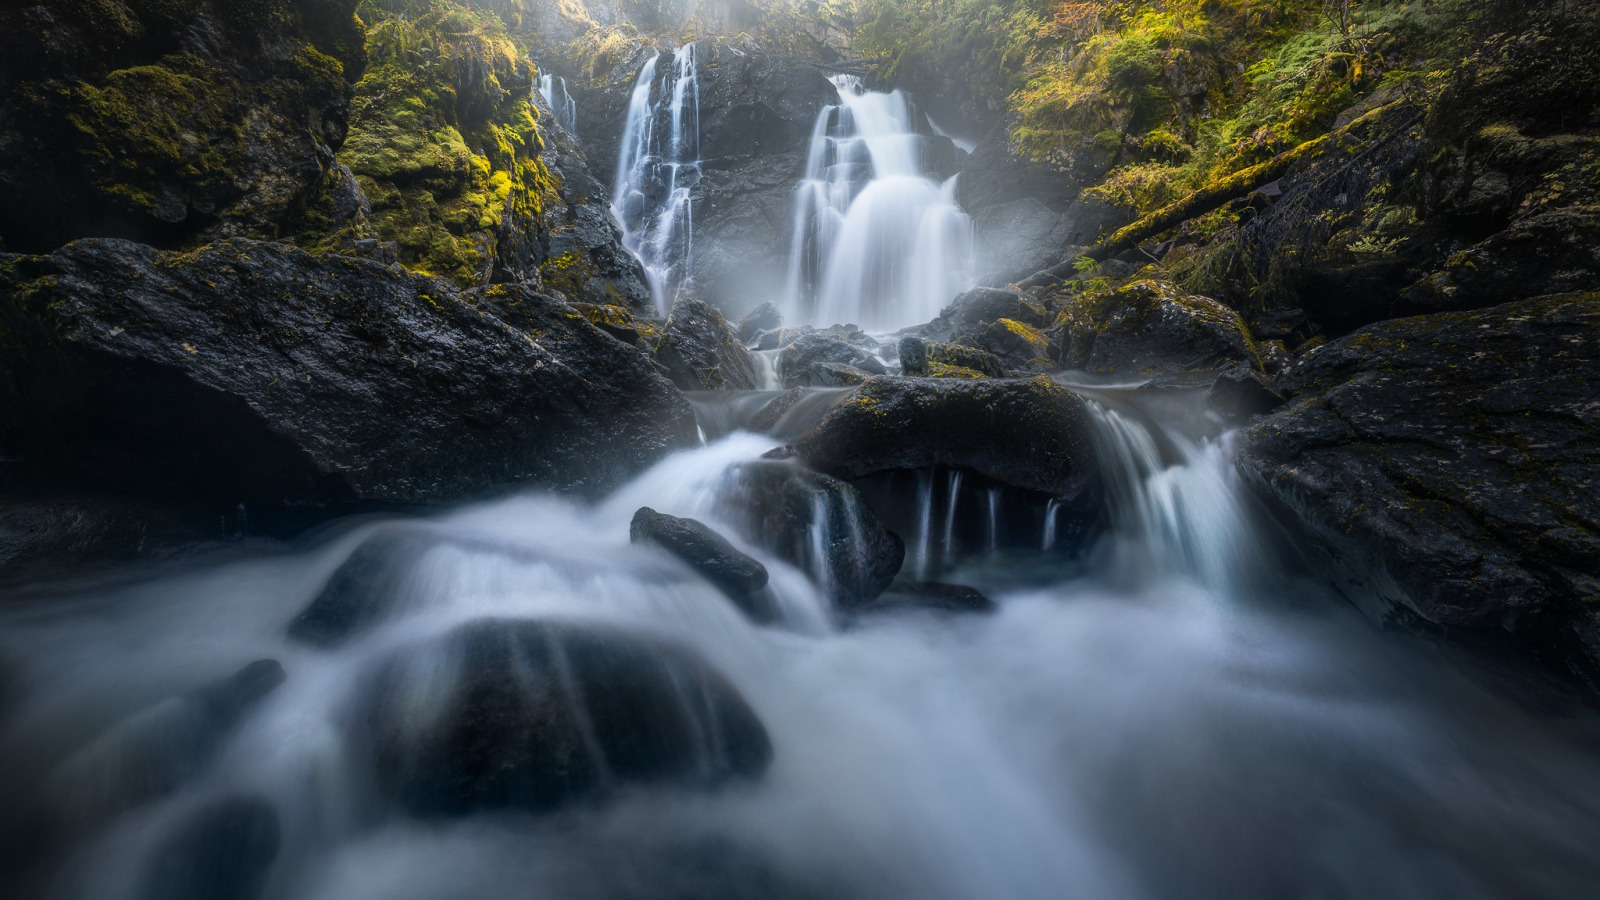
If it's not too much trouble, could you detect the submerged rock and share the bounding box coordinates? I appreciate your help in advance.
[136,796,281,900]
[793,377,1100,498]
[288,529,443,647]
[1053,280,1262,376]
[1237,294,1600,687]
[50,660,286,828]
[655,297,759,391]
[856,581,997,617]
[360,618,772,817]
[718,460,905,609]
[0,240,697,510]
[630,508,775,623]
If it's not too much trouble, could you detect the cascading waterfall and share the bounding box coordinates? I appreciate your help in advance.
[782,75,976,332]
[537,72,578,134]
[612,45,701,315]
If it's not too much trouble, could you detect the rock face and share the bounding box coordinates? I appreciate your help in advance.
[1053,280,1262,376]
[793,377,1100,498]
[779,332,886,388]
[360,618,772,817]
[0,239,697,510]
[532,97,655,311]
[718,460,905,608]
[630,507,775,622]
[0,0,364,253]
[1237,295,1600,686]
[654,298,759,391]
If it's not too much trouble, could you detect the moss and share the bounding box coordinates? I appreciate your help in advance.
[927,362,987,379]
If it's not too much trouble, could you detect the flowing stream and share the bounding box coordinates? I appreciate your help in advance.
[3,384,1600,900]
[538,73,578,135]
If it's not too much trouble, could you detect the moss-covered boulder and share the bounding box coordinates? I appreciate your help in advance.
[792,376,1099,498]
[1237,294,1600,689]
[0,238,697,510]
[1053,279,1261,376]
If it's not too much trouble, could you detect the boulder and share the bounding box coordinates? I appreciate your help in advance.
[136,796,280,900]
[654,297,759,391]
[1400,207,1600,314]
[1053,280,1262,376]
[718,460,905,609]
[360,618,772,817]
[288,529,441,647]
[779,332,885,388]
[977,319,1052,372]
[898,337,929,376]
[1237,294,1600,687]
[792,377,1099,498]
[856,581,997,616]
[630,507,775,622]
[0,240,697,511]
[930,286,1050,339]
[736,302,785,345]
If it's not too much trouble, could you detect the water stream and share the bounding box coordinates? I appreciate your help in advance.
[3,385,1599,900]
[538,73,578,135]
[612,45,702,314]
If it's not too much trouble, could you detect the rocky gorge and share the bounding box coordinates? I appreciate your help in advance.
[2,1,1599,899]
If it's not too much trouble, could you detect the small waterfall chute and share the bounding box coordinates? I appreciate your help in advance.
[538,72,578,134]
[612,45,702,315]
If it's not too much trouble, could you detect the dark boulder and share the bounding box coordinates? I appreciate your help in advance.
[717,460,905,609]
[792,377,1100,498]
[654,297,759,391]
[898,337,929,376]
[630,507,775,622]
[1400,207,1600,314]
[0,240,697,512]
[976,319,1053,372]
[136,796,280,900]
[360,618,772,817]
[288,528,442,647]
[50,660,286,827]
[1237,294,1600,687]
[857,581,997,617]
[1053,280,1262,376]
[779,332,885,388]
[737,302,785,345]
[935,286,1050,338]
[1207,366,1286,424]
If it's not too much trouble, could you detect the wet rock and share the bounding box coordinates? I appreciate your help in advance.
[793,377,1100,498]
[1207,367,1286,424]
[1237,294,1600,688]
[630,508,775,622]
[857,581,997,616]
[361,618,772,817]
[977,319,1052,372]
[0,240,697,509]
[1053,280,1262,376]
[1400,208,1600,314]
[533,108,655,311]
[898,337,929,376]
[927,343,1009,378]
[572,302,657,346]
[780,332,884,388]
[136,796,280,900]
[50,660,287,827]
[718,460,905,609]
[288,529,442,647]
[931,286,1050,340]
[655,298,759,391]
[737,302,785,345]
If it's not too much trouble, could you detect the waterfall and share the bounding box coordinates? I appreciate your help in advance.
[612,45,701,315]
[782,76,976,332]
[537,73,578,134]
